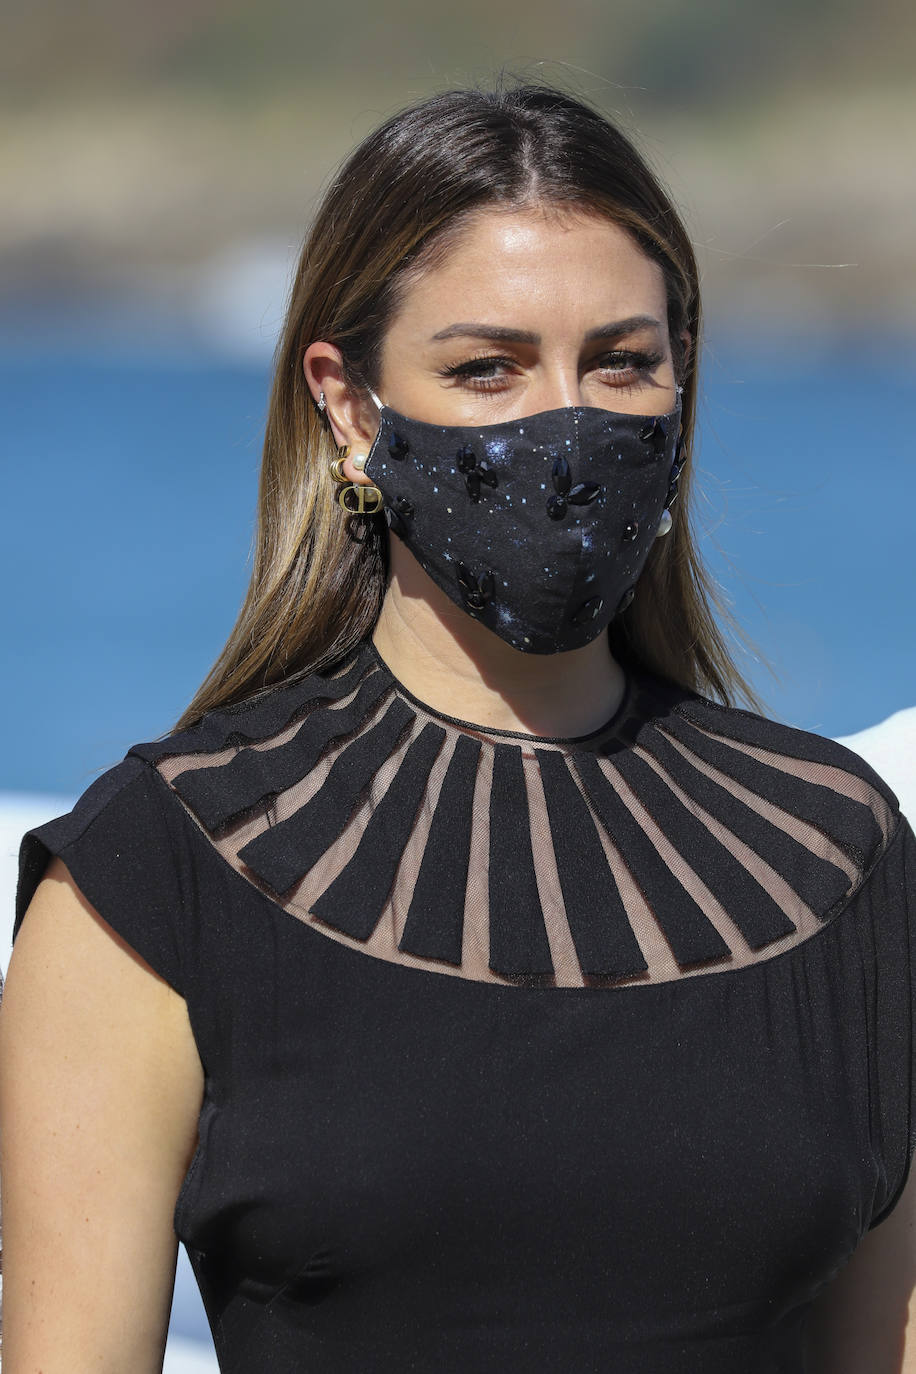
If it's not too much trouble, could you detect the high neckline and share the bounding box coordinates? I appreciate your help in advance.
[365,636,638,754]
[132,636,899,989]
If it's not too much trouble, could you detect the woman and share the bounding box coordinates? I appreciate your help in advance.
[1,83,914,1373]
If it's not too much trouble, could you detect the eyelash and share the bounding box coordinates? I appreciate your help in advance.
[440,349,665,394]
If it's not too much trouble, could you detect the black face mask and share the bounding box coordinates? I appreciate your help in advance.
[363,390,683,655]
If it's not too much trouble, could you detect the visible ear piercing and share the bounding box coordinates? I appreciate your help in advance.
[655,508,673,538]
[329,448,371,485]
[317,391,327,412]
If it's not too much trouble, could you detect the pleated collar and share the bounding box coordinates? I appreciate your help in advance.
[130,639,900,988]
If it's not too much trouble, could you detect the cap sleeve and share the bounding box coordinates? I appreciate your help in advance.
[14,756,189,997]
[863,813,916,1228]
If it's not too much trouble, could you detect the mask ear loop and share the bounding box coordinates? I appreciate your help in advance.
[657,383,686,537]
[366,386,385,413]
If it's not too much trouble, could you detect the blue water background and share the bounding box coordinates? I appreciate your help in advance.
[2,332,914,795]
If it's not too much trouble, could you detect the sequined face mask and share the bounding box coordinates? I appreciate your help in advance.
[363,389,684,655]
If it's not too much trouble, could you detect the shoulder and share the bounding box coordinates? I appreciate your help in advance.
[13,642,380,991]
[15,755,196,994]
[625,675,903,930]
[123,640,382,835]
[18,756,174,901]
[129,640,376,767]
[669,689,900,817]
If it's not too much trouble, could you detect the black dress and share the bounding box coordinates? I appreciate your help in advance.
[14,639,916,1373]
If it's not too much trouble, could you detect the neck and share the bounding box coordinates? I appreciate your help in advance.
[371,553,627,739]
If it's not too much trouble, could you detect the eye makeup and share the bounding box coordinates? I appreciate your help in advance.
[438,347,666,395]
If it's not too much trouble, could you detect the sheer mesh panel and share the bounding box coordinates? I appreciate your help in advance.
[633,745,824,948]
[464,740,495,978]
[655,728,861,883]
[149,649,899,989]
[599,757,758,966]
[683,721,897,834]
[522,751,585,987]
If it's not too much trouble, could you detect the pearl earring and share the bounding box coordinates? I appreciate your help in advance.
[655,508,673,538]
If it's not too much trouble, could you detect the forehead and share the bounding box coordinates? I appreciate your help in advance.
[391,206,668,337]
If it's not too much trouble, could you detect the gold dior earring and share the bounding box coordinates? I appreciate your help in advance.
[328,446,385,519]
[337,481,384,515]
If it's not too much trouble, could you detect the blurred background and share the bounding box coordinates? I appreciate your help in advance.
[3,0,916,794]
[1,0,914,1365]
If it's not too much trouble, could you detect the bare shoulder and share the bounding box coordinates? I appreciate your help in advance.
[0,858,204,1371]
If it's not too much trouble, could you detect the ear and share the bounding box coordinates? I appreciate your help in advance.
[303,342,380,483]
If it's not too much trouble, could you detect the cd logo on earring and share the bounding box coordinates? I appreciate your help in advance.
[338,484,385,515]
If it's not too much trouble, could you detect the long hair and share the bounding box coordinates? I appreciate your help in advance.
[175,82,764,729]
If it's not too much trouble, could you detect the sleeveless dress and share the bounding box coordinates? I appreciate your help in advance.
[14,639,916,1373]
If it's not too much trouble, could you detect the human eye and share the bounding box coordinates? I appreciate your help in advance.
[591,348,665,391]
[438,353,519,394]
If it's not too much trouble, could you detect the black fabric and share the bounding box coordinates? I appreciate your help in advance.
[237,696,415,894]
[15,757,188,996]
[638,725,854,915]
[661,714,882,870]
[574,753,732,966]
[166,643,886,974]
[677,695,901,811]
[488,745,554,977]
[12,657,916,1374]
[398,732,481,965]
[172,666,392,831]
[536,747,648,978]
[129,649,375,766]
[613,749,797,949]
[363,399,681,654]
[854,817,916,1227]
[310,723,447,939]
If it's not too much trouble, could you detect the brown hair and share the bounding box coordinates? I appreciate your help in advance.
[176,81,764,730]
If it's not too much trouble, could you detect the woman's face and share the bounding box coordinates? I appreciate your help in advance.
[375,205,679,428]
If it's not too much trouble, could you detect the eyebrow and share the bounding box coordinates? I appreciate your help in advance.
[430,315,662,345]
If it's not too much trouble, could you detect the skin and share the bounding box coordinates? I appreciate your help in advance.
[305,205,681,741]
[1,202,913,1372]
[0,860,203,1370]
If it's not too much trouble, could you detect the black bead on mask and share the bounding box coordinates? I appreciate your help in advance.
[364,388,683,655]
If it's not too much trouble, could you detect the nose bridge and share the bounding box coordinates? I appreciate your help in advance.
[530,357,582,414]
